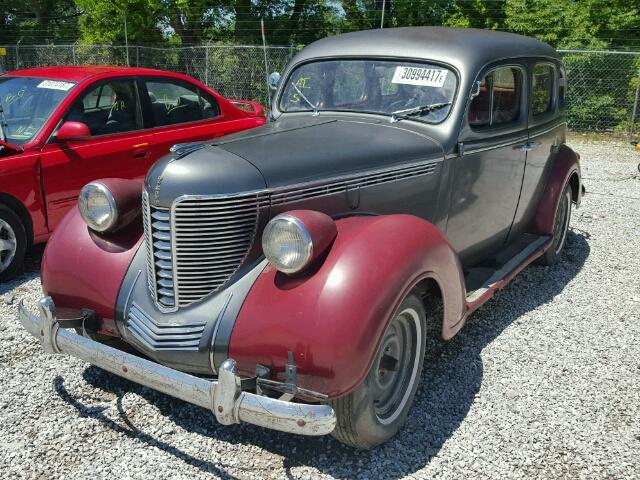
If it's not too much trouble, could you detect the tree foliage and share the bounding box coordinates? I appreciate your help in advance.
[2,0,639,49]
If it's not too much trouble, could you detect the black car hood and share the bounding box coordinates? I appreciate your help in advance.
[146,116,443,207]
[213,116,443,188]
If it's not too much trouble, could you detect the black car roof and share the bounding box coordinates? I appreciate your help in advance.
[292,27,560,72]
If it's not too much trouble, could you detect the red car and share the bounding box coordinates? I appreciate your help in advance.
[0,66,265,280]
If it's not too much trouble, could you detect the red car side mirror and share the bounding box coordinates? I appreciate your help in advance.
[229,100,266,118]
[56,121,91,142]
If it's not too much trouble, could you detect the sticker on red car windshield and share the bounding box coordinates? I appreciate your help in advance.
[392,67,448,87]
[36,80,75,91]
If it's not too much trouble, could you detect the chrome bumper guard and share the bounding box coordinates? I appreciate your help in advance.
[18,297,336,436]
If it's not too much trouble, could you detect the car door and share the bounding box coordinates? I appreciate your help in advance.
[508,61,565,239]
[139,77,241,160]
[40,77,152,230]
[446,64,528,267]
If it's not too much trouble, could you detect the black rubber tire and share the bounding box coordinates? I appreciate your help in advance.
[537,183,572,266]
[329,293,427,449]
[0,205,27,282]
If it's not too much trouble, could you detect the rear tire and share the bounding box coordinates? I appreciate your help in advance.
[537,183,572,266]
[0,205,27,282]
[329,292,427,449]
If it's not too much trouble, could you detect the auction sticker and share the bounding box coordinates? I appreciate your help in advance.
[392,66,447,87]
[37,80,75,91]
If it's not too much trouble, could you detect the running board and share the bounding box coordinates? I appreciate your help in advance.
[465,234,552,308]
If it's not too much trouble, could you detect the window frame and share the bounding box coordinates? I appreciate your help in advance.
[138,76,222,129]
[467,64,526,130]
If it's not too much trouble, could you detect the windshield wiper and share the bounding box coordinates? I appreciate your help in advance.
[291,83,320,116]
[390,102,452,123]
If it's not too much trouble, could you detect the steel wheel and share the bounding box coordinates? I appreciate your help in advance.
[0,218,17,273]
[537,184,573,266]
[329,292,427,449]
[552,188,571,255]
[372,306,422,425]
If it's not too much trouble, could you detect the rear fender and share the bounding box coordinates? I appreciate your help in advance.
[529,144,582,235]
[228,214,466,398]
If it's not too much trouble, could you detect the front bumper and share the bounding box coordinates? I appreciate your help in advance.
[18,297,336,436]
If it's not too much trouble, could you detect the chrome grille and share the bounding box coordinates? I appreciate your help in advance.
[172,194,266,308]
[143,191,177,309]
[144,191,266,310]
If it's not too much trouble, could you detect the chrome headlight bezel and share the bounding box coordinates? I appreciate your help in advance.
[262,214,314,274]
[78,182,118,233]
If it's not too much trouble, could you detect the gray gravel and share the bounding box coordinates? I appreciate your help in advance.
[1,138,639,480]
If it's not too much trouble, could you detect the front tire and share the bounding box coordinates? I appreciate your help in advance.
[329,293,426,449]
[537,183,572,266]
[0,205,27,282]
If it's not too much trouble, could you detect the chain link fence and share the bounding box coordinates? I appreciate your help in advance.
[558,49,640,135]
[0,44,298,108]
[1,44,639,135]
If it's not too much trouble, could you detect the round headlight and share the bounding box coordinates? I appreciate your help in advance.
[78,182,118,232]
[262,215,313,274]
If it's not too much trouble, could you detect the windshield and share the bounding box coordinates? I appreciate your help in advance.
[279,59,457,123]
[0,77,76,146]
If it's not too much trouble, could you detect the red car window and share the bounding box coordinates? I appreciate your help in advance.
[145,79,221,127]
[65,79,143,136]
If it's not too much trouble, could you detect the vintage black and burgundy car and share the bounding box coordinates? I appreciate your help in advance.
[19,27,583,449]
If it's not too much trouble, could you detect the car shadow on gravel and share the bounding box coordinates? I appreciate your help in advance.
[53,231,589,479]
[0,245,44,296]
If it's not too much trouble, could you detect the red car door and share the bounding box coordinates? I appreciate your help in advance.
[140,77,260,159]
[40,78,153,230]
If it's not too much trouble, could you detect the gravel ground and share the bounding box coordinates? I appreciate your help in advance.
[1,139,639,480]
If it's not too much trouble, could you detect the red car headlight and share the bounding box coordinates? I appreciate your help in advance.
[262,210,337,274]
[78,179,141,233]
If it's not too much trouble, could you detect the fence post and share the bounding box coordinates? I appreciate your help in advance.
[15,44,19,70]
[72,45,76,65]
[136,46,139,67]
[205,46,209,86]
[630,66,640,139]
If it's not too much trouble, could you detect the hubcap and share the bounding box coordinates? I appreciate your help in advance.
[0,219,17,273]
[372,307,422,425]
[553,191,571,255]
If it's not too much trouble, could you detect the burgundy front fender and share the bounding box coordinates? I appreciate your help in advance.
[228,214,466,399]
[41,207,142,336]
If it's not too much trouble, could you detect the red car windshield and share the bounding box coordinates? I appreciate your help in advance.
[0,76,77,146]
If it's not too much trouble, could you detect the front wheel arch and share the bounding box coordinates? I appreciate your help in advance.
[0,193,34,247]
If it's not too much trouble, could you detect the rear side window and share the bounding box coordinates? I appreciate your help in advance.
[558,67,566,107]
[145,79,220,127]
[532,64,554,115]
[469,66,522,127]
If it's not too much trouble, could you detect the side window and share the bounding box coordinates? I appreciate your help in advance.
[532,64,554,115]
[66,80,141,136]
[469,66,522,127]
[558,67,566,108]
[145,80,220,127]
